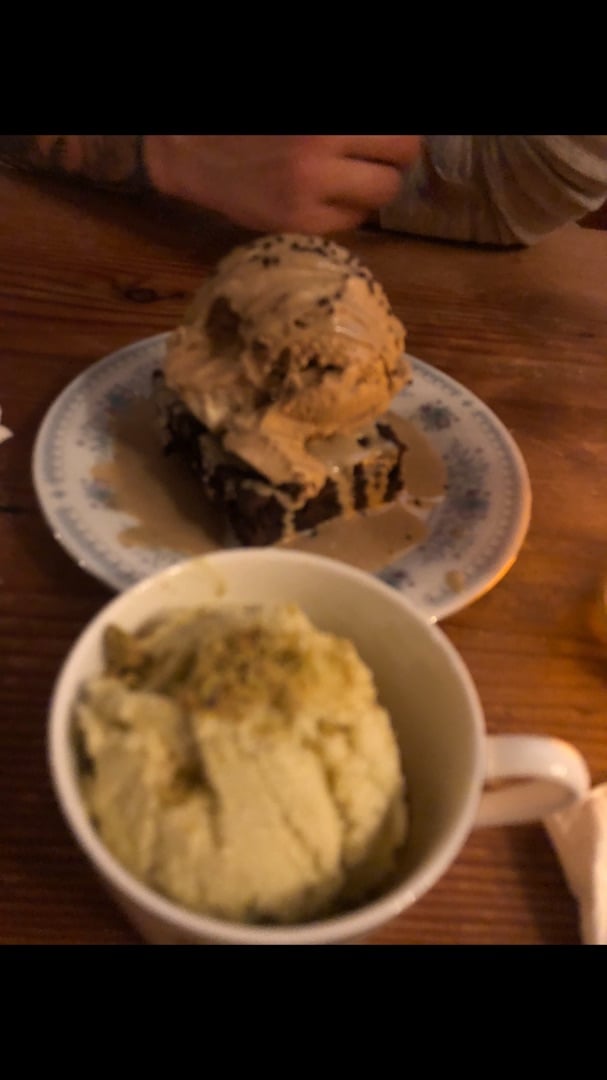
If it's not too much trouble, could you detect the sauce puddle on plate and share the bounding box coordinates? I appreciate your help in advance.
[92,398,226,555]
[93,400,446,575]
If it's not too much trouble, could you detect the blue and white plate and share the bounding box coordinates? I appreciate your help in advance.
[32,333,531,621]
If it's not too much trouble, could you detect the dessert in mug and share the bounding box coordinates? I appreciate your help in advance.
[74,603,407,925]
[153,234,411,545]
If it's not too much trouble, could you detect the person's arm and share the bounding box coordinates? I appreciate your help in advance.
[379,135,607,246]
[0,134,422,234]
[0,135,150,193]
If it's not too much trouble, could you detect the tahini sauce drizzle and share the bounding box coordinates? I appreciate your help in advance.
[92,402,446,574]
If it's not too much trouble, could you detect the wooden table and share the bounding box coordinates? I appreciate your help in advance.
[2,169,606,946]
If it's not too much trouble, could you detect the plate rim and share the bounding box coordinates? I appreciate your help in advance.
[397,353,532,620]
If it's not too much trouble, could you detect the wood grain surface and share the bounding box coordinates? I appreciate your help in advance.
[1,170,606,946]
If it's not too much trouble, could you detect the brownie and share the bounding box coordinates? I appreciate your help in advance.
[152,370,407,546]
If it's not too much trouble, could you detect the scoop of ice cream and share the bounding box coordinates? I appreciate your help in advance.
[163,234,410,496]
[75,603,407,926]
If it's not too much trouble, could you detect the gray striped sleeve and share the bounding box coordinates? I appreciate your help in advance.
[380,135,607,246]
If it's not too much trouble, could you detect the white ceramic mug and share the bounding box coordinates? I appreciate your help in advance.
[48,549,590,945]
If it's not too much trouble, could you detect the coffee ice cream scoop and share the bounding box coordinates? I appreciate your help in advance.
[163,234,410,495]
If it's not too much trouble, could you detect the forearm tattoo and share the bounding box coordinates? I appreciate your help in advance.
[0,135,151,193]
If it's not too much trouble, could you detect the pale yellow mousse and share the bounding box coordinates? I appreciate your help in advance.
[163,234,410,500]
[75,603,407,925]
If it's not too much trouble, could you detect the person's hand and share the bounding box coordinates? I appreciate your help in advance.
[145,135,421,233]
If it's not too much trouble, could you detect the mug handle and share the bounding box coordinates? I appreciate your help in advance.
[474,735,591,827]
